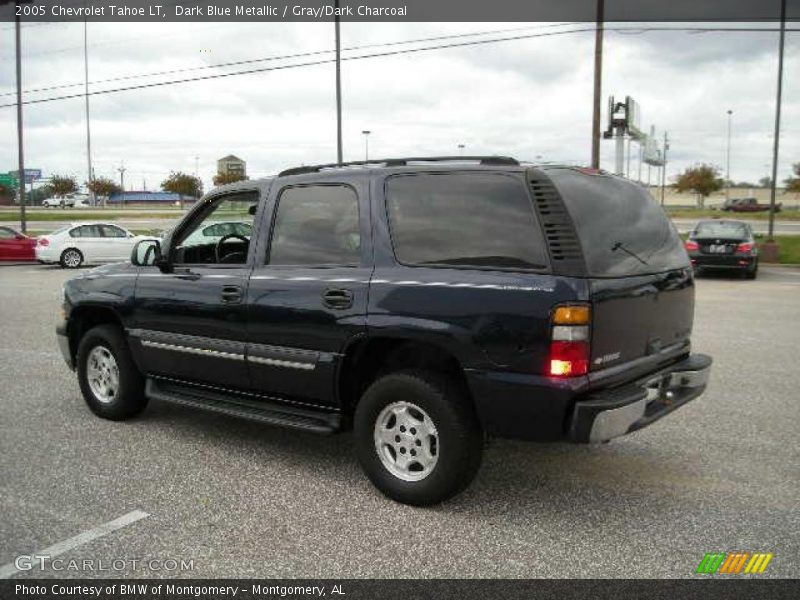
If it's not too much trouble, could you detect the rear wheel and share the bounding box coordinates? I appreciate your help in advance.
[354,369,483,506]
[77,325,147,420]
[745,260,758,280]
[60,248,83,269]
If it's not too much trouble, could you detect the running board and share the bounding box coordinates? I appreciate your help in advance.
[145,377,340,434]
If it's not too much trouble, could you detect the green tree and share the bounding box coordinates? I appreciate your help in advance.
[161,171,203,200]
[212,171,248,187]
[784,163,800,195]
[86,176,121,199]
[674,164,724,208]
[49,174,78,197]
[758,176,773,188]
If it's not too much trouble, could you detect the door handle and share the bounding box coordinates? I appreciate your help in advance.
[221,285,243,304]
[322,288,354,309]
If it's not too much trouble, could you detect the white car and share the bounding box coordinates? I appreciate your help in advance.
[42,194,91,208]
[35,223,150,269]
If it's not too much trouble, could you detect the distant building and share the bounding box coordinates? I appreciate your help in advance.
[217,155,247,178]
[107,191,197,206]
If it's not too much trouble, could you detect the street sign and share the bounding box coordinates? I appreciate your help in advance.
[0,173,18,187]
[6,169,41,184]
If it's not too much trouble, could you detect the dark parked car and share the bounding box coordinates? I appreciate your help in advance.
[56,157,712,505]
[0,226,36,261]
[685,219,758,279]
[721,197,781,213]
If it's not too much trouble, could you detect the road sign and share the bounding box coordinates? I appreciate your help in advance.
[23,169,42,183]
[0,173,18,187]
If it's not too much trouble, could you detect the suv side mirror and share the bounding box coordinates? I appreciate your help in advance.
[131,239,162,267]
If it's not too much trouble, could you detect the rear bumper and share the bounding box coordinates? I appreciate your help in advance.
[568,353,712,443]
[689,253,755,269]
[466,352,711,442]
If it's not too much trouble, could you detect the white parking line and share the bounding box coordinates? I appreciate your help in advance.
[0,510,149,579]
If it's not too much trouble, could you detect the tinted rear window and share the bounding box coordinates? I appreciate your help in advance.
[385,173,547,270]
[546,169,688,277]
[693,221,749,238]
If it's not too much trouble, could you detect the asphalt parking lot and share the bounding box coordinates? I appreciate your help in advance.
[0,264,798,579]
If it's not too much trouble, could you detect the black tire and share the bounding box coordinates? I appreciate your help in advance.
[60,248,83,269]
[76,324,147,421]
[354,369,484,506]
[746,260,758,280]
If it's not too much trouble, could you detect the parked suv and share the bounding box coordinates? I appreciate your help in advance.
[56,157,712,505]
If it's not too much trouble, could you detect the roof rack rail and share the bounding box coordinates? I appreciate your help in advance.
[278,156,519,177]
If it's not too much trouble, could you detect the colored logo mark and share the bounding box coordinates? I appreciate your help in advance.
[696,552,773,574]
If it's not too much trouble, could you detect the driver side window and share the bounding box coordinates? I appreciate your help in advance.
[172,191,258,265]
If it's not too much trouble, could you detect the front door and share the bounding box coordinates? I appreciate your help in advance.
[246,180,371,408]
[130,189,261,389]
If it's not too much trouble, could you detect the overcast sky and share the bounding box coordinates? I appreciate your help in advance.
[0,21,797,193]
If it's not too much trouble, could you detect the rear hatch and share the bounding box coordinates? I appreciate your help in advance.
[538,168,694,371]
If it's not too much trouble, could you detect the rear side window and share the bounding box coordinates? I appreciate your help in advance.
[546,169,688,277]
[268,185,360,266]
[385,173,547,270]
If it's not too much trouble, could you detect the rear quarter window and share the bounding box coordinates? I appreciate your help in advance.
[385,172,548,271]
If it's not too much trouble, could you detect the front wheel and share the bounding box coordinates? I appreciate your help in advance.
[354,370,484,506]
[76,325,147,420]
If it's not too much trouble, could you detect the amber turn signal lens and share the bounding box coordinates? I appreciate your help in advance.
[552,305,590,325]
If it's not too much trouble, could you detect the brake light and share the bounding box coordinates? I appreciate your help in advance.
[684,240,698,251]
[736,242,754,253]
[548,304,590,377]
[38,238,49,246]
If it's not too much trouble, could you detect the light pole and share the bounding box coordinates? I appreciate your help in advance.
[725,109,733,199]
[361,130,371,161]
[84,11,95,207]
[334,0,343,163]
[457,144,465,155]
[591,0,605,169]
[14,4,26,233]
[767,0,787,245]
[118,163,126,208]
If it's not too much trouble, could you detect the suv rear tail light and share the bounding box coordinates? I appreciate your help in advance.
[549,304,590,377]
[38,238,49,246]
[684,240,698,251]
[736,242,754,253]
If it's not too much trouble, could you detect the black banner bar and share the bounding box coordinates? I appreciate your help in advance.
[1,0,800,23]
[3,579,800,600]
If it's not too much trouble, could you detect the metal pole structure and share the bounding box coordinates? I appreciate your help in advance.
[638,141,643,183]
[590,0,605,169]
[14,6,26,233]
[768,0,786,242]
[614,128,624,176]
[660,132,669,206]
[84,10,95,207]
[458,144,465,155]
[626,137,631,178]
[725,109,732,199]
[118,164,126,208]
[362,130,371,161]
[334,0,343,163]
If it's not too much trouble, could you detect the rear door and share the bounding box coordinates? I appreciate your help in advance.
[100,224,135,261]
[245,178,371,408]
[69,224,108,262]
[540,168,694,371]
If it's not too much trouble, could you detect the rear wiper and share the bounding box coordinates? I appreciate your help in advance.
[611,241,648,265]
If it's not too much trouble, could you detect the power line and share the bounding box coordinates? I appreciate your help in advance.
[1,24,797,109]
[0,22,578,97]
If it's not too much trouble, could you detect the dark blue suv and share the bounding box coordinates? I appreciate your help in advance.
[56,157,712,505]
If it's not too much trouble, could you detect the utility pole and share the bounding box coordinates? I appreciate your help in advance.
[118,163,126,207]
[590,0,605,169]
[84,10,95,207]
[768,0,786,244]
[362,130,371,161]
[14,4,26,233]
[660,132,669,206]
[626,137,631,178]
[334,0,343,163]
[725,109,733,200]
[458,144,465,155]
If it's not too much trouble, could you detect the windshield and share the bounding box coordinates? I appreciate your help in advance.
[693,221,749,239]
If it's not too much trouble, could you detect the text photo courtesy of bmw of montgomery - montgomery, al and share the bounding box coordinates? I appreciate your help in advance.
[0,0,799,597]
